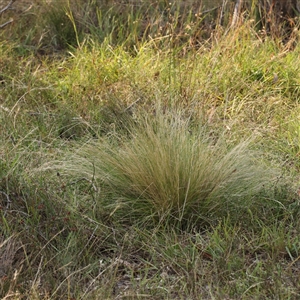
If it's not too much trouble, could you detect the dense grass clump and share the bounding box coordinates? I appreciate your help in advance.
[58,111,280,227]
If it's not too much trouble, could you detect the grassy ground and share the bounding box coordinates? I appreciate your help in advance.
[1,0,300,299]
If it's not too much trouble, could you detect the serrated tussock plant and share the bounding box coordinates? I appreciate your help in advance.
[58,111,279,226]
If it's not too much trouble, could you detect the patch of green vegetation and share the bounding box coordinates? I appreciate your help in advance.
[56,110,281,229]
[1,0,300,299]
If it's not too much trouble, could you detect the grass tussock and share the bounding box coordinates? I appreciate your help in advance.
[58,111,281,227]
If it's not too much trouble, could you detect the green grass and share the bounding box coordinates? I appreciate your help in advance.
[54,110,281,229]
[1,0,300,299]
